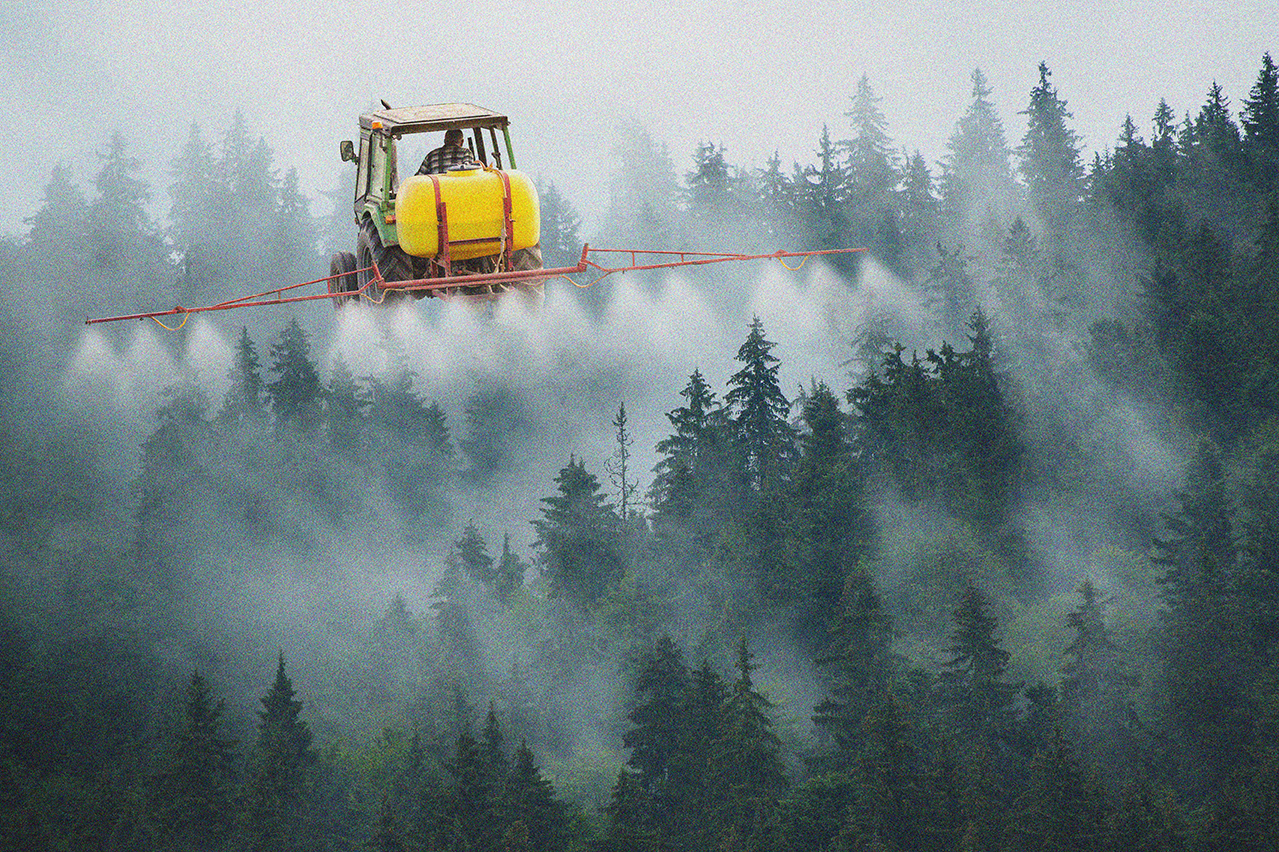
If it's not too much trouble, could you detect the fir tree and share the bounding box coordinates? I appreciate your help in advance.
[449,521,495,586]
[1059,581,1137,775]
[844,74,897,205]
[711,638,787,845]
[814,562,894,759]
[1242,53,1279,188]
[605,402,638,522]
[531,456,623,607]
[221,327,266,425]
[726,316,795,489]
[650,368,717,520]
[940,69,1017,240]
[939,584,1021,753]
[494,533,526,604]
[241,654,316,852]
[507,740,569,852]
[1018,62,1084,246]
[623,633,690,824]
[324,354,368,455]
[266,318,323,434]
[602,770,656,852]
[149,671,237,852]
[1013,730,1104,852]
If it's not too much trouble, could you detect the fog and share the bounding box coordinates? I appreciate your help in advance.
[2,1,1270,234]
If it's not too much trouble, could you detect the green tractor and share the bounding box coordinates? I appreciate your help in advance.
[330,102,545,303]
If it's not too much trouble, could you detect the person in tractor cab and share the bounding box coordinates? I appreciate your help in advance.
[418,128,473,174]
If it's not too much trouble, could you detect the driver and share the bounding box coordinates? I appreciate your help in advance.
[418,128,473,175]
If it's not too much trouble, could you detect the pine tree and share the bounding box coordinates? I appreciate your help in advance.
[1059,581,1137,776]
[507,741,568,852]
[366,795,407,852]
[623,633,690,825]
[842,690,929,852]
[711,638,787,845]
[844,74,897,206]
[536,180,582,269]
[686,140,734,215]
[940,584,1021,753]
[449,522,495,586]
[605,402,638,522]
[447,726,502,851]
[1018,62,1084,246]
[221,327,266,425]
[788,383,865,650]
[726,316,795,490]
[814,562,894,758]
[602,770,656,852]
[241,654,315,852]
[324,354,368,455]
[650,368,717,519]
[940,69,1017,240]
[1242,53,1279,189]
[1013,730,1104,852]
[89,130,158,272]
[149,671,237,852]
[531,456,623,607]
[494,533,526,604]
[266,318,323,434]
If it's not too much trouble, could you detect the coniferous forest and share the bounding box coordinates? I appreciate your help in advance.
[3,58,1279,851]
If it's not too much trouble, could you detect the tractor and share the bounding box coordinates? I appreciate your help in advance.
[330,102,545,303]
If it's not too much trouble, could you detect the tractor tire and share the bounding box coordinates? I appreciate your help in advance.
[357,220,412,303]
[328,251,358,309]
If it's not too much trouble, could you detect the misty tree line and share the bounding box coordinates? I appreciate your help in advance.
[2,56,1279,851]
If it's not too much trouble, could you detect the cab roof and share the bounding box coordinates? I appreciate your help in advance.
[358,103,510,135]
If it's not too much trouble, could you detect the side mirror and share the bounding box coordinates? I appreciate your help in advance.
[339,140,357,163]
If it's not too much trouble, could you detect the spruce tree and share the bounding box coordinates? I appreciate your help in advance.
[939,584,1021,754]
[266,318,323,434]
[241,654,316,852]
[1017,62,1084,246]
[221,327,266,425]
[711,638,787,845]
[939,69,1017,240]
[494,533,526,604]
[726,316,795,490]
[531,456,623,607]
[789,382,865,649]
[1059,581,1137,776]
[602,770,656,852]
[814,562,894,759]
[623,633,690,826]
[149,671,237,852]
[650,368,717,521]
[844,74,897,206]
[324,354,367,455]
[1242,53,1279,188]
[1013,730,1104,852]
[507,740,569,852]
[449,522,495,586]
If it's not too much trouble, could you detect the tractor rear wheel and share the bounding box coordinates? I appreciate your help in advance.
[328,251,357,309]
[358,220,412,303]
[509,242,546,303]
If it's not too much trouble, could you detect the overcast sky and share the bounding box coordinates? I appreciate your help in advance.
[2,0,1274,235]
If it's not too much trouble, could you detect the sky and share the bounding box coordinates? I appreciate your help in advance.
[1,0,1275,236]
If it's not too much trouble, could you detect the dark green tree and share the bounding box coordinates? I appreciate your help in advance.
[506,740,569,852]
[241,654,316,852]
[220,327,266,425]
[939,69,1017,240]
[148,671,237,852]
[266,318,324,434]
[711,638,787,846]
[531,456,623,607]
[623,633,690,833]
[726,315,795,490]
[494,533,526,604]
[788,382,866,649]
[939,584,1021,754]
[324,355,368,455]
[1013,730,1105,852]
[1059,581,1137,776]
[1018,62,1084,246]
[814,562,894,759]
[1242,53,1279,188]
[602,770,656,852]
[449,522,495,586]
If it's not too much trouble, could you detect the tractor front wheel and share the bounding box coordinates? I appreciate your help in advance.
[328,251,358,309]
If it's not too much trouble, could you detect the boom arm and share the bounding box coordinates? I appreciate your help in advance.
[84,245,867,325]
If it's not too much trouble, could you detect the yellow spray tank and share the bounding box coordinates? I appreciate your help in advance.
[396,167,540,261]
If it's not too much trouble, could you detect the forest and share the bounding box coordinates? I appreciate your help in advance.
[1,55,1278,851]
